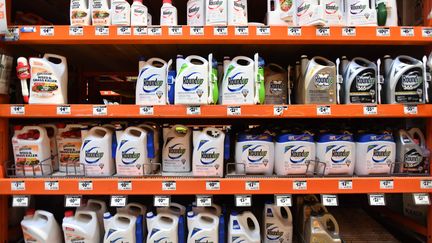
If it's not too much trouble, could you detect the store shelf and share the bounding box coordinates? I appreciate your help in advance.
[1,176,431,195]
[2,104,432,118]
[5,26,432,45]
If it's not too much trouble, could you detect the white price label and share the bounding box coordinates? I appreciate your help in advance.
[421,180,432,189]
[168,26,183,35]
[78,181,93,191]
[274,106,287,116]
[422,28,432,37]
[12,196,29,207]
[93,105,107,116]
[413,193,431,205]
[246,181,260,190]
[65,195,82,207]
[288,27,301,36]
[95,26,109,36]
[118,181,132,191]
[162,181,176,191]
[322,194,338,206]
[293,181,307,190]
[316,27,330,36]
[133,26,147,35]
[380,180,394,189]
[214,26,228,36]
[45,181,59,191]
[235,26,249,36]
[317,106,331,115]
[338,180,353,190]
[190,26,204,36]
[236,195,252,207]
[197,195,212,207]
[401,27,414,37]
[376,27,390,37]
[404,105,418,115]
[206,181,220,191]
[154,196,171,207]
[342,27,356,36]
[187,106,201,115]
[57,105,71,115]
[148,26,162,36]
[11,105,25,115]
[110,195,128,207]
[227,106,241,116]
[140,106,154,115]
[69,26,83,36]
[275,195,292,207]
[256,26,270,36]
[117,26,131,35]
[363,105,377,115]
[5,27,20,41]
[11,181,25,191]
[40,26,54,36]
[369,194,386,206]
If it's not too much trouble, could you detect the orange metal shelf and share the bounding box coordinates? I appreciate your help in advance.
[0,177,431,195]
[1,104,432,118]
[5,26,432,45]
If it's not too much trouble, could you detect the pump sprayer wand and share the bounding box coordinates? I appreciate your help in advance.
[16,57,30,103]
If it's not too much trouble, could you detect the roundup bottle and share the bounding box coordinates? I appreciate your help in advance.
[70,0,91,26]
[322,0,344,26]
[192,127,225,177]
[206,0,228,25]
[117,203,147,243]
[29,54,68,104]
[266,0,297,26]
[160,0,178,26]
[146,212,180,243]
[21,209,63,243]
[304,212,341,243]
[187,0,205,26]
[265,64,288,104]
[12,126,52,176]
[228,211,260,243]
[187,211,219,242]
[355,133,395,176]
[40,124,59,171]
[80,126,115,177]
[111,0,131,26]
[396,128,430,174]
[91,0,111,26]
[263,202,293,243]
[57,124,85,174]
[103,213,137,243]
[78,199,107,237]
[62,210,101,243]
[274,131,315,176]
[227,0,248,25]
[131,0,148,26]
[295,0,326,26]
[162,125,192,174]
[344,0,377,26]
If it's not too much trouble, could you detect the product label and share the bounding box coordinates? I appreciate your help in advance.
[242,144,271,173]
[82,140,108,176]
[117,140,144,176]
[111,2,129,25]
[323,144,354,174]
[350,69,376,103]
[265,75,287,104]
[207,0,226,24]
[13,143,47,176]
[193,139,223,176]
[346,1,376,26]
[283,144,313,173]
[223,68,254,104]
[58,141,81,173]
[91,0,110,26]
[163,140,189,172]
[22,227,41,243]
[161,7,176,25]
[30,64,60,98]
[64,229,86,243]
[266,223,290,242]
[176,68,208,104]
[71,0,89,25]
[308,69,336,103]
[187,0,204,26]
[403,149,426,172]
[137,67,166,105]
[231,0,247,25]
[395,67,424,103]
[365,144,393,173]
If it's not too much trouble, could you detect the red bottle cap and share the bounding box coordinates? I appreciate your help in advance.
[64,210,74,217]
[163,0,172,3]
[26,209,35,216]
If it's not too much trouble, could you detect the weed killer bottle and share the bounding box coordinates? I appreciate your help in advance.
[111,0,131,26]
[160,0,178,26]
[131,0,148,26]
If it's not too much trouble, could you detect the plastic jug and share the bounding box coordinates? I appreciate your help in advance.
[266,0,297,26]
[138,123,161,172]
[70,0,91,26]
[12,126,52,176]
[137,57,172,105]
[222,56,255,105]
[191,203,222,216]
[376,0,398,26]
[187,0,205,26]
[91,0,111,25]
[147,212,179,243]
[265,64,288,104]
[111,0,131,26]
[192,127,225,177]
[21,210,62,243]
[160,0,178,26]
[131,0,148,26]
[295,0,326,26]
[63,210,100,243]
[275,132,315,176]
[340,57,378,104]
[104,213,137,243]
[344,0,377,26]
[355,133,395,175]
[235,132,275,175]
[296,56,337,104]
[228,211,260,243]
[227,0,248,25]
[383,55,427,104]
[263,202,293,243]
[80,126,115,176]
[304,213,341,243]
[78,199,107,237]
[117,203,147,243]
[206,0,228,25]
[29,54,68,104]
[396,128,430,173]
[40,124,59,171]
[187,212,219,243]
[162,125,192,173]
[316,132,356,175]
[57,124,85,173]
[157,202,186,217]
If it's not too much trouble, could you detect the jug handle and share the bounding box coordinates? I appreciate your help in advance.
[126,203,146,215]
[408,128,427,148]
[243,212,260,233]
[43,54,67,66]
[203,127,222,138]
[147,58,167,67]
[75,210,97,221]
[34,210,52,222]
[87,199,106,211]
[185,56,208,65]
[279,206,293,221]
[232,56,253,66]
[23,126,47,142]
[321,213,340,234]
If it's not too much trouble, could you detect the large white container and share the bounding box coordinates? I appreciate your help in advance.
[103,213,136,243]
[266,0,297,26]
[355,133,395,176]
[192,127,225,177]
[146,212,179,242]
[206,0,228,25]
[295,0,325,26]
[187,0,205,26]
[12,126,52,176]
[160,0,178,26]
[275,132,315,176]
[21,210,62,243]
[29,54,68,104]
[263,202,293,243]
[80,126,115,177]
[70,0,91,26]
[91,0,111,26]
[40,124,59,171]
[187,212,219,242]
[57,124,84,173]
[228,211,260,243]
[221,56,256,105]
[162,125,192,173]
[63,210,100,243]
[77,199,107,237]
[344,0,377,26]
[111,0,131,26]
[131,0,148,26]
[227,0,248,25]
[316,133,355,175]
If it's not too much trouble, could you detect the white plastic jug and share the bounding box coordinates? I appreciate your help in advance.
[206,0,228,25]
[192,127,225,177]
[160,0,178,26]
[316,133,356,175]
[263,203,293,243]
[29,54,68,104]
[104,213,137,243]
[137,58,172,105]
[304,213,341,243]
[187,212,219,242]
[355,133,395,176]
[78,199,107,237]
[80,126,115,176]
[266,0,297,26]
[12,126,52,176]
[63,210,100,243]
[227,0,248,25]
[344,0,377,26]
[70,0,91,26]
[57,124,85,173]
[222,56,256,105]
[156,202,186,217]
[295,0,326,26]
[40,124,59,171]
[275,132,316,176]
[187,0,205,26]
[146,212,179,243]
[131,0,148,26]
[228,211,260,243]
[396,128,430,173]
[21,210,62,243]
[111,0,131,26]
[138,123,161,172]
[91,0,111,25]
[117,203,147,243]
[162,125,192,173]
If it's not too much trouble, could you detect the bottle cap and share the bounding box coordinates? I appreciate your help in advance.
[163,0,172,3]
[26,209,35,216]
[64,210,74,217]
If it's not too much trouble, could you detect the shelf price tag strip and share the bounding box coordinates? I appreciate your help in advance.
[11,105,25,115]
[40,26,54,36]
[78,181,93,191]
[317,106,331,115]
[236,195,252,207]
[404,105,418,115]
[288,27,301,36]
[342,27,356,36]
[187,106,201,115]
[111,195,128,207]
[190,26,204,36]
[316,27,330,36]
[11,181,25,191]
[369,194,386,206]
[338,180,353,190]
[118,181,132,191]
[69,26,83,36]
[413,193,431,205]
[169,26,183,36]
[421,180,432,189]
[93,105,107,116]
[57,105,71,115]
[321,194,339,206]
[154,195,171,207]
[376,27,390,37]
[380,180,394,189]
[12,195,30,207]
[363,105,377,115]
[275,195,292,207]
[206,181,220,191]
[196,195,213,207]
[148,26,162,36]
[140,106,154,115]
[162,181,176,191]
[293,180,307,190]
[214,26,228,36]
[235,26,249,36]
[95,26,109,36]
[245,181,259,191]
[400,27,414,37]
[117,26,131,36]
[45,181,59,191]
[422,28,432,37]
[134,26,147,35]
[256,26,270,36]
[65,195,82,208]
[227,106,241,116]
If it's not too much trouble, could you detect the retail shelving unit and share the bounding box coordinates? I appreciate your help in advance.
[1,1,432,242]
